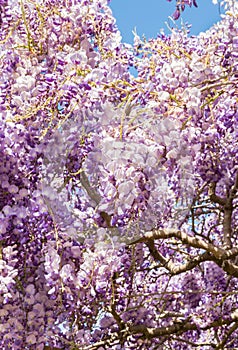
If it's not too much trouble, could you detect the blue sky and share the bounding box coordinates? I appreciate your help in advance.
[109,0,223,44]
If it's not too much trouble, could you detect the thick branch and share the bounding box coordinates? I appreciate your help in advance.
[216,321,238,350]
[82,311,238,349]
[221,260,238,277]
[208,174,238,249]
[223,171,238,248]
[130,318,196,339]
[129,316,238,340]
[230,171,238,200]
[223,203,233,248]
[130,229,238,276]
[80,170,101,205]
[130,228,238,260]
[146,240,213,275]
[208,182,226,206]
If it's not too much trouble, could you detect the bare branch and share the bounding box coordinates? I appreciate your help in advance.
[222,172,238,248]
[208,182,226,206]
[130,318,196,339]
[208,174,238,249]
[221,260,238,277]
[130,228,238,261]
[216,322,238,350]
[223,203,233,249]
[129,316,238,340]
[229,171,238,199]
[146,240,213,275]
[80,170,101,205]
[130,228,238,277]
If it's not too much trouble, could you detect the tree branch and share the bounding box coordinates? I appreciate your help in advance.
[129,316,238,340]
[222,171,238,248]
[216,321,238,350]
[146,240,213,275]
[80,170,101,205]
[208,182,226,206]
[130,228,238,260]
[221,260,238,277]
[130,228,238,276]
[208,174,238,249]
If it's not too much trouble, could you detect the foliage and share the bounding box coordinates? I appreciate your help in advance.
[0,0,238,349]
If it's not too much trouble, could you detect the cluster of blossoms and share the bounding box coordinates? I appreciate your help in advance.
[0,0,238,349]
[167,0,198,20]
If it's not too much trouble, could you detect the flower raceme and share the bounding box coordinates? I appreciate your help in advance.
[167,0,198,19]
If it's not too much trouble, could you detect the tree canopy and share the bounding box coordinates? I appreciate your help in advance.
[0,0,238,349]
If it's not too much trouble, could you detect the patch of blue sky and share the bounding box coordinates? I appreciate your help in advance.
[109,0,224,45]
